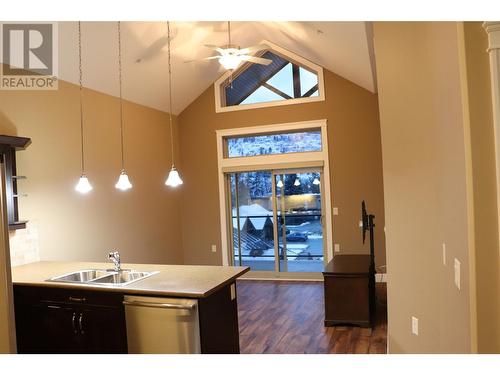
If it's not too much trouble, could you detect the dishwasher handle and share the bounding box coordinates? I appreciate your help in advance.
[123,300,196,310]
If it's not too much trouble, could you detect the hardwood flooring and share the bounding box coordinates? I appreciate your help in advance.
[236,280,387,354]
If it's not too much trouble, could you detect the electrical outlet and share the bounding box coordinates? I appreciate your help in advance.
[454,258,461,290]
[211,244,217,253]
[442,243,446,266]
[334,243,340,252]
[333,207,339,216]
[412,316,419,336]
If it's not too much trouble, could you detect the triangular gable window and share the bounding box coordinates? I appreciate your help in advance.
[215,41,324,112]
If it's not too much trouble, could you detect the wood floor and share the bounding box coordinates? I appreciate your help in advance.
[236,280,387,354]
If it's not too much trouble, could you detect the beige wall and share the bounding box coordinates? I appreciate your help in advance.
[374,22,473,353]
[461,22,500,353]
[0,78,183,265]
[178,69,386,267]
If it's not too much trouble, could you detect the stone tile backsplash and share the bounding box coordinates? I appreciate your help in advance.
[9,220,40,266]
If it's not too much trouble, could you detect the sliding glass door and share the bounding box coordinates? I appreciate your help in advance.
[228,168,325,277]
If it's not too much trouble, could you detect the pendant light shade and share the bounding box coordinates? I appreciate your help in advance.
[75,21,93,194]
[165,167,183,187]
[164,21,183,188]
[277,179,284,188]
[115,170,132,190]
[75,174,93,194]
[115,21,133,191]
[294,178,301,186]
[313,177,320,185]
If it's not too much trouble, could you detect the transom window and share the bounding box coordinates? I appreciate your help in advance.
[225,129,322,158]
[214,41,325,113]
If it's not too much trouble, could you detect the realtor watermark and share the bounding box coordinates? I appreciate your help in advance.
[1,22,58,90]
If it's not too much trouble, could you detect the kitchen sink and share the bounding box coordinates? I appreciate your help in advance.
[91,271,155,285]
[48,269,158,286]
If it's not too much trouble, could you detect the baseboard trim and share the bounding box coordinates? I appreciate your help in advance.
[238,273,387,283]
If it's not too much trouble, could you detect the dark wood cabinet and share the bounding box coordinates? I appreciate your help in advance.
[14,286,127,354]
[14,284,241,354]
[322,254,374,328]
[0,135,31,230]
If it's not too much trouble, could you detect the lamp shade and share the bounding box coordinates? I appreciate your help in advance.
[75,174,93,194]
[115,170,132,191]
[165,166,183,187]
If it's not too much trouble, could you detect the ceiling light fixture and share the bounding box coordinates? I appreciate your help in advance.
[165,21,183,188]
[75,21,93,194]
[277,179,284,188]
[219,22,242,71]
[313,177,320,185]
[294,178,301,187]
[114,21,132,191]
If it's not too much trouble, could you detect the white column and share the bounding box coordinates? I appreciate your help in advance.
[484,22,500,246]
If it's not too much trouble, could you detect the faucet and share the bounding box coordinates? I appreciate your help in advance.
[108,251,121,272]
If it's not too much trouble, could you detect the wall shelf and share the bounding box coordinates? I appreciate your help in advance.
[0,135,31,230]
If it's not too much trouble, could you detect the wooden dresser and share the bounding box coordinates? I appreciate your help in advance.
[322,254,374,328]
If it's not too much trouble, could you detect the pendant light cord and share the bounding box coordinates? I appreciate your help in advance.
[78,21,85,175]
[118,21,125,171]
[167,21,175,168]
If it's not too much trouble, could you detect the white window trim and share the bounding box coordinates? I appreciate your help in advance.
[214,40,326,113]
[216,119,333,266]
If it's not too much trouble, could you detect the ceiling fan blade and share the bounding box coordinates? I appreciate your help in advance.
[204,44,225,54]
[184,56,221,64]
[136,36,169,63]
[240,55,273,65]
[238,44,268,55]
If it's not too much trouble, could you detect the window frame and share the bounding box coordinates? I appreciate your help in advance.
[214,40,326,113]
[216,119,333,267]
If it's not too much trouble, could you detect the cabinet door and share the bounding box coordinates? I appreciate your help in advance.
[17,303,81,353]
[77,306,127,354]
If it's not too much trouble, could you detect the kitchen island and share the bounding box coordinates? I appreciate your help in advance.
[11,261,250,354]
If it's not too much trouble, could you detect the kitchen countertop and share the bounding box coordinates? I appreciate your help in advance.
[11,261,250,298]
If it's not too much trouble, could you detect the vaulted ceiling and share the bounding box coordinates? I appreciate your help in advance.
[57,22,376,114]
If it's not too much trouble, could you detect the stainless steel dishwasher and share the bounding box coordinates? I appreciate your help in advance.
[123,295,201,354]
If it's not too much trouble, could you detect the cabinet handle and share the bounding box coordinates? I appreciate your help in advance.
[72,312,78,334]
[78,313,85,335]
[123,300,196,310]
[69,297,86,303]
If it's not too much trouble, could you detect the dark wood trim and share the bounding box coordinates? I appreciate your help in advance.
[262,82,292,99]
[292,64,301,98]
[302,83,319,98]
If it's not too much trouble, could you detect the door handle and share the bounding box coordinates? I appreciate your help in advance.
[72,312,78,334]
[78,313,85,335]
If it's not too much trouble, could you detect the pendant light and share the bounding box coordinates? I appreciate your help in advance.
[277,179,284,188]
[75,21,93,194]
[294,178,301,187]
[165,21,183,188]
[114,21,133,191]
[313,177,320,185]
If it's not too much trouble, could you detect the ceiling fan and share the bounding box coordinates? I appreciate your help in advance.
[193,21,273,71]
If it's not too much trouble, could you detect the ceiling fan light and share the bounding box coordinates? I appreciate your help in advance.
[165,166,183,187]
[219,53,241,70]
[75,174,93,194]
[115,170,133,191]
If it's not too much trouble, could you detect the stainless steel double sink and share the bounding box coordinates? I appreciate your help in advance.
[48,269,158,286]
